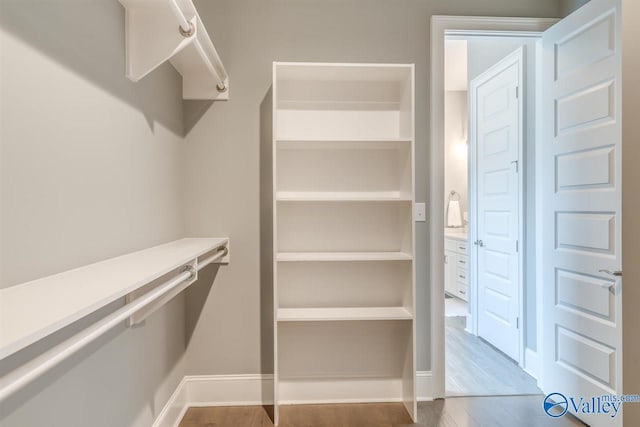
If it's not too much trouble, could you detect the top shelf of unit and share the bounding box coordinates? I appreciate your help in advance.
[274,62,413,113]
[274,62,414,83]
[0,238,228,360]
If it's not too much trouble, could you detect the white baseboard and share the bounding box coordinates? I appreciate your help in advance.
[153,377,189,427]
[153,374,273,427]
[187,374,274,407]
[416,371,434,401]
[524,348,540,380]
[154,372,433,427]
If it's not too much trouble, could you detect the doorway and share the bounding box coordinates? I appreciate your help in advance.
[432,3,627,425]
[442,34,539,397]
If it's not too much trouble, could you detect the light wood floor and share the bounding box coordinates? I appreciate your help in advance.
[445,316,541,396]
[179,397,586,426]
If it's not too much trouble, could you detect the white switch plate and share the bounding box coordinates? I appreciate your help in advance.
[415,203,426,222]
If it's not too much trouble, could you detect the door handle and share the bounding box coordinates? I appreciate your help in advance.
[474,240,484,247]
[599,269,623,277]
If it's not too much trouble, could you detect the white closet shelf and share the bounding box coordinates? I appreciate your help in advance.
[277,100,402,110]
[277,307,413,322]
[277,138,411,150]
[276,191,412,202]
[0,237,228,360]
[119,0,229,100]
[276,252,413,262]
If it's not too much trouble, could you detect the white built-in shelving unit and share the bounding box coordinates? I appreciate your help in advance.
[272,62,416,424]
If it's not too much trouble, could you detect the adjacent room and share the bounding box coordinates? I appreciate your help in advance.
[1,1,638,427]
[443,36,540,397]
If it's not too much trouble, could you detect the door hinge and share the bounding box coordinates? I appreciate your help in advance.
[511,160,519,173]
[516,317,520,329]
[516,240,519,252]
[516,86,519,99]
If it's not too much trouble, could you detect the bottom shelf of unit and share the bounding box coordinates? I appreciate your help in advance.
[277,376,407,404]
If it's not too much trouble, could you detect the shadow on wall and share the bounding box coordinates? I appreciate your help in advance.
[0,293,187,426]
[259,87,275,404]
[0,0,188,136]
[184,100,215,135]
[185,264,220,344]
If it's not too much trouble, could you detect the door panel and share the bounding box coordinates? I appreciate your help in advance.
[542,1,622,426]
[472,48,523,362]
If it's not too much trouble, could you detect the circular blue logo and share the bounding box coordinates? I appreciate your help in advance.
[544,393,569,418]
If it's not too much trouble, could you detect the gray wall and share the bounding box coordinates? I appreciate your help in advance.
[467,37,539,351]
[561,0,590,15]
[444,91,469,218]
[0,0,187,426]
[183,0,562,376]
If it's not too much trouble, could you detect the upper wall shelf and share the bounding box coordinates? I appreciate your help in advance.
[119,0,229,100]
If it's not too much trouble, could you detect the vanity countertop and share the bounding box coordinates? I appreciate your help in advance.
[444,228,468,242]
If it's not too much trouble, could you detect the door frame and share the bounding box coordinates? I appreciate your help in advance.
[429,15,559,399]
[468,46,525,363]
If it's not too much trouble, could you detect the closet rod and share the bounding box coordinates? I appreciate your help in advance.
[0,245,228,402]
[169,0,228,92]
[169,0,193,35]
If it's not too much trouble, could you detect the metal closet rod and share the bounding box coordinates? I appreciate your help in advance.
[169,0,228,93]
[0,244,228,402]
[169,0,192,35]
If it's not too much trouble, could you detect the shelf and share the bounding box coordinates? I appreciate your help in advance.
[275,62,415,83]
[277,138,411,150]
[276,252,413,262]
[277,307,413,322]
[276,191,412,202]
[0,238,228,360]
[119,0,229,100]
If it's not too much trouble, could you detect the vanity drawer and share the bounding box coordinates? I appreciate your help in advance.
[456,282,469,302]
[456,267,468,285]
[456,256,468,269]
[455,241,468,256]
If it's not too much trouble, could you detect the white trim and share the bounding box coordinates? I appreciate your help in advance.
[429,15,559,400]
[524,348,540,380]
[152,377,189,427]
[153,372,432,427]
[416,371,434,401]
[186,374,275,407]
[152,374,274,427]
[534,38,545,393]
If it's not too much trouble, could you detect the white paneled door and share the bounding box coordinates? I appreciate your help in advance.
[541,0,622,426]
[471,48,523,362]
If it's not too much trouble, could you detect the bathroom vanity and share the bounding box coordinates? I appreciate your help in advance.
[444,229,469,301]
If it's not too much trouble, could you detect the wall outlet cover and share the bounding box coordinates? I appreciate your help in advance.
[415,203,426,222]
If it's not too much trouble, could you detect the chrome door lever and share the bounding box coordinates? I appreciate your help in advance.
[474,240,484,247]
[599,269,623,277]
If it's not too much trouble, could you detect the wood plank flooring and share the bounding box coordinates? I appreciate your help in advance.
[179,397,586,427]
[445,316,541,396]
